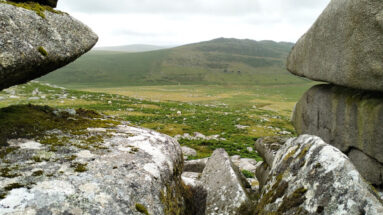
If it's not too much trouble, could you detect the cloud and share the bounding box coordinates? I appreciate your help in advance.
[57,0,331,46]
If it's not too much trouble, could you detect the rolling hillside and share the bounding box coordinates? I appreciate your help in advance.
[39,38,308,88]
[93,44,172,52]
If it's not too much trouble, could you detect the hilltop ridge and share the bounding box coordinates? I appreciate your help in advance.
[39,38,304,88]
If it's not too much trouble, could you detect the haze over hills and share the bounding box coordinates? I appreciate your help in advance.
[93,44,173,52]
[39,38,308,88]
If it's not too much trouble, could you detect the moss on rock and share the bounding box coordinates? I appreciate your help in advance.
[2,1,62,18]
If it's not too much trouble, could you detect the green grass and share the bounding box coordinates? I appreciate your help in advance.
[0,81,314,160]
[38,38,307,88]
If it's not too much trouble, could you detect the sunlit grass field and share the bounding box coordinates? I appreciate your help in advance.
[0,81,316,160]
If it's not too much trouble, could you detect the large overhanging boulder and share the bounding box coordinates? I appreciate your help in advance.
[0,2,97,91]
[292,84,383,186]
[255,135,383,214]
[287,0,383,92]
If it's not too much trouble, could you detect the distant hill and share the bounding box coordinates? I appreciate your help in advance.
[40,38,308,88]
[93,44,172,52]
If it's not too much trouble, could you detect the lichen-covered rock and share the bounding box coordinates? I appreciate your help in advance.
[292,84,383,185]
[256,135,383,215]
[0,105,184,214]
[287,0,383,92]
[9,0,58,8]
[0,3,97,91]
[200,148,254,215]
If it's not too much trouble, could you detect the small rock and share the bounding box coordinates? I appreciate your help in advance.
[201,149,254,214]
[181,146,197,158]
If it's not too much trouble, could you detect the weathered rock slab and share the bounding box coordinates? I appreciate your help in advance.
[287,0,383,91]
[0,3,97,90]
[292,84,383,185]
[0,118,184,214]
[200,148,254,215]
[256,135,383,214]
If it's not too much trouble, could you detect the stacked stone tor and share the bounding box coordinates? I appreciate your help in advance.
[287,0,383,186]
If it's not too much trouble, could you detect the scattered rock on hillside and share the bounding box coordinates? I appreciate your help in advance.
[231,155,258,173]
[9,0,58,8]
[0,3,97,91]
[292,84,383,186]
[200,149,254,214]
[255,135,383,214]
[287,0,383,91]
[0,105,184,214]
[181,146,197,159]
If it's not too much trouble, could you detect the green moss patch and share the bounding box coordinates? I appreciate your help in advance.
[71,162,88,173]
[0,104,119,148]
[38,46,48,57]
[3,1,62,18]
[242,169,255,178]
[135,204,150,215]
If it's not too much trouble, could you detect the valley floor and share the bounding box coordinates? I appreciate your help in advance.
[0,81,316,160]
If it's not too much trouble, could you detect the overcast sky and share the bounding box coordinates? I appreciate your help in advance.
[57,0,331,47]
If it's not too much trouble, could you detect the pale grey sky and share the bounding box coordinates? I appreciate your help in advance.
[57,0,331,47]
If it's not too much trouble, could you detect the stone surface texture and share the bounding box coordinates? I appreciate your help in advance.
[0,3,98,90]
[287,0,383,92]
[200,148,254,215]
[0,123,184,214]
[292,84,383,185]
[256,135,383,215]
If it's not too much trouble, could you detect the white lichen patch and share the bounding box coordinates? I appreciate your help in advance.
[143,163,161,179]
[8,139,43,150]
[32,180,75,195]
[79,183,100,194]
[0,188,34,213]
[76,150,95,159]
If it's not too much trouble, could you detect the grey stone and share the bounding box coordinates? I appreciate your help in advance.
[0,123,184,214]
[255,161,270,191]
[200,148,254,215]
[183,158,208,173]
[0,3,97,91]
[348,149,383,186]
[255,135,383,214]
[287,0,383,92]
[181,146,197,158]
[292,84,383,185]
[231,156,258,173]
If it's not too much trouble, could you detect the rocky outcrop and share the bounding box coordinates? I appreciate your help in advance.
[287,0,383,92]
[0,105,184,214]
[292,84,383,185]
[200,149,254,215]
[0,2,97,91]
[255,135,383,215]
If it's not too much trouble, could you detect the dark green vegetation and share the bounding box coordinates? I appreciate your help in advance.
[135,204,150,215]
[38,46,48,56]
[2,1,62,18]
[0,81,299,160]
[242,170,255,178]
[39,38,310,88]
